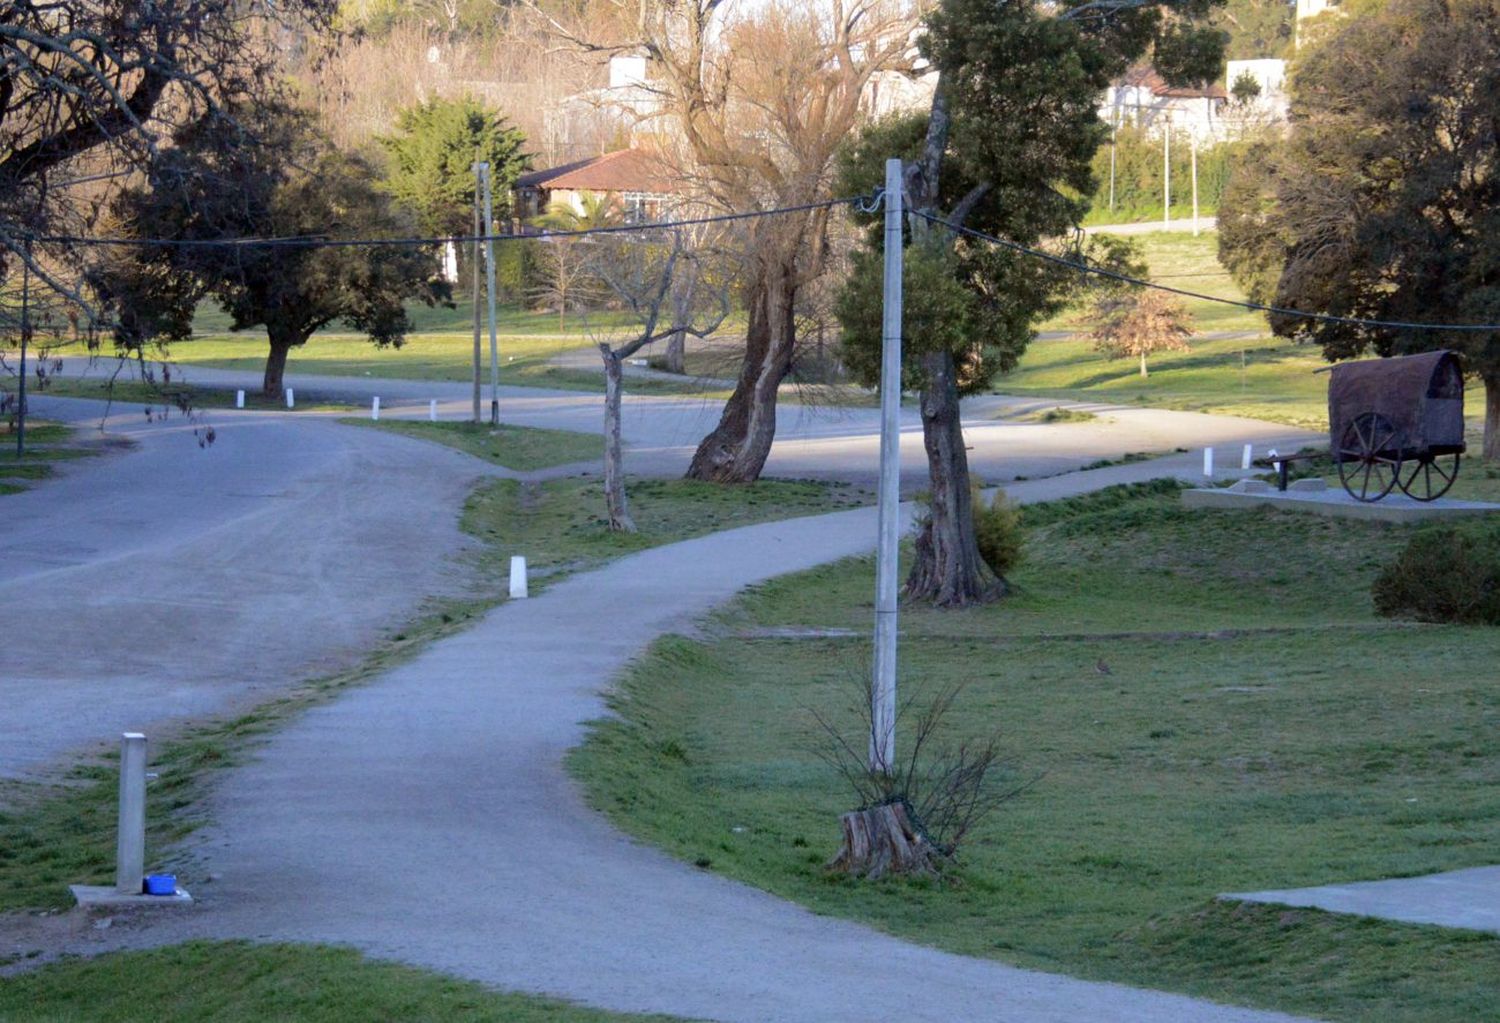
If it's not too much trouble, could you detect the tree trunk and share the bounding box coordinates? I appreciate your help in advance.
[601,345,635,532]
[663,329,686,375]
[684,266,797,482]
[905,349,1001,607]
[262,329,304,398]
[828,802,941,880]
[1484,372,1499,463]
[1140,351,1148,378]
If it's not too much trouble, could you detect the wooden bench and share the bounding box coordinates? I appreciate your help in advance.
[1251,451,1322,492]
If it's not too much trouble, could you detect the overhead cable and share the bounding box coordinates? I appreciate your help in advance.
[913,209,1500,334]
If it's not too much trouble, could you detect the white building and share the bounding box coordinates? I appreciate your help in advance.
[1223,58,1290,127]
[1101,66,1230,143]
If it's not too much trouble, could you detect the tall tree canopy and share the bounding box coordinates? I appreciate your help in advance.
[378,96,530,238]
[97,107,448,396]
[0,0,335,306]
[1217,0,1500,461]
[838,0,1225,606]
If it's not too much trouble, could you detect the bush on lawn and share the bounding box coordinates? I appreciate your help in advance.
[973,485,1024,580]
[1373,520,1500,625]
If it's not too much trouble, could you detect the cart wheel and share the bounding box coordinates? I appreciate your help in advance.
[1337,412,1403,502]
[1397,452,1460,502]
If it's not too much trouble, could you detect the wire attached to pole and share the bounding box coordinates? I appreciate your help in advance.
[911,209,1500,334]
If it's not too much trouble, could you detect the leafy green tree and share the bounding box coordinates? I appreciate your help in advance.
[97,107,448,397]
[1217,0,1500,461]
[837,0,1224,606]
[379,96,530,239]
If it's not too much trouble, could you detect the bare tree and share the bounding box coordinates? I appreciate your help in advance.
[528,0,921,482]
[813,673,1036,879]
[0,0,336,310]
[587,229,732,531]
[303,14,604,162]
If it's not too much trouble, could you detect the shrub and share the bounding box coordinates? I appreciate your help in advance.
[1372,521,1500,625]
[972,485,1024,580]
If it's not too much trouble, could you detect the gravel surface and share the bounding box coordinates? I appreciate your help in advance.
[1,398,495,782]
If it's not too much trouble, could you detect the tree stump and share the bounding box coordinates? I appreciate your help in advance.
[828,802,941,880]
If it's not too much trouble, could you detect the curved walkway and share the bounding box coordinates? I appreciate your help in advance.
[43,451,1312,1023]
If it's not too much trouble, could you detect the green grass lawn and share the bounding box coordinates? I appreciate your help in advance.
[41,295,732,397]
[0,420,100,494]
[1009,232,1345,428]
[339,419,602,472]
[0,942,688,1022]
[0,476,869,912]
[38,376,357,412]
[47,334,721,400]
[999,333,1332,429]
[463,477,871,584]
[571,481,1500,1022]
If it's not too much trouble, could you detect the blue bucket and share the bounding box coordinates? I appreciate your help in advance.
[144,874,177,896]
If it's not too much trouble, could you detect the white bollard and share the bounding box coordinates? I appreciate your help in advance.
[1203,447,1214,477]
[429,399,438,422]
[235,389,245,409]
[509,555,528,599]
[371,396,380,421]
[115,733,147,895]
[285,387,295,409]
[1242,443,1253,470]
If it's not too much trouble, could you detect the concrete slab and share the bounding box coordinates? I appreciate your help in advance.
[1222,866,1500,935]
[70,884,193,908]
[1182,486,1500,523]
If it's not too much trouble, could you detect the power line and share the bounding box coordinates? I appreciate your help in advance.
[915,209,1500,334]
[30,196,860,251]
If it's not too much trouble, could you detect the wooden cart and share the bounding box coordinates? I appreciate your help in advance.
[1329,350,1466,502]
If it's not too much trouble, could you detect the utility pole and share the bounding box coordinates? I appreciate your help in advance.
[471,162,483,424]
[871,157,903,774]
[1191,135,1200,237]
[16,240,29,457]
[1163,115,1171,229]
[1108,107,1118,212]
[478,162,500,427]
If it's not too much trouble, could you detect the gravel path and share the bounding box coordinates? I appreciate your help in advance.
[19,450,1315,1023]
[46,361,1320,488]
[2,399,496,782]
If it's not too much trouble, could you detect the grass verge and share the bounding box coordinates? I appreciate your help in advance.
[0,941,689,1022]
[0,476,869,912]
[338,418,601,472]
[0,421,100,494]
[464,476,871,584]
[38,376,355,412]
[48,331,725,398]
[570,481,1500,1023]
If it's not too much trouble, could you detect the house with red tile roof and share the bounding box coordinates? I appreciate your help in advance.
[513,148,682,226]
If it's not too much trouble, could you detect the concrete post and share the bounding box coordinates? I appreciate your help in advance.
[115,733,146,894]
[429,399,438,422]
[371,396,380,421]
[236,390,245,409]
[479,162,501,427]
[871,158,903,774]
[509,556,528,599]
[1242,443,1253,470]
[1203,447,1215,477]
[285,388,295,409]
